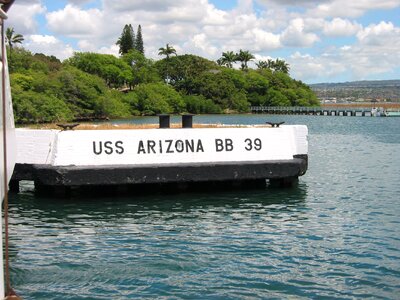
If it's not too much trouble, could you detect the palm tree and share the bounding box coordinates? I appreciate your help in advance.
[158,44,177,84]
[256,60,268,69]
[6,27,24,51]
[6,27,24,64]
[236,49,254,71]
[158,43,177,59]
[218,51,237,68]
[273,58,290,74]
[266,59,275,69]
[256,58,290,74]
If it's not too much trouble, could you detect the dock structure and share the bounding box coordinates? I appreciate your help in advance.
[251,106,375,116]
[10,115,309,195]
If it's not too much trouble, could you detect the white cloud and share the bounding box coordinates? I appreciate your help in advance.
[202,7,228,26]
[290,21,400,81]
[251,29,281,50]
[258,0,400,18]
[6,3,45,34]
[254,54,274,61]
[46,4,103,38]
[280,18,320,47]
[341,45,351,51]
[257,0,329,7]
[309,0,400,18]
[77,40,96,52]
[98,45,120,57]
[183,33,219,57]
[103,0,187,12]
[236,0,254,14]
[29,35,58,44]
[357,21,399,45]
[289,51,346,81]
[159,5,207,23]
[203,13,258,40]
[323,18,362,37]
[25,35,74,60]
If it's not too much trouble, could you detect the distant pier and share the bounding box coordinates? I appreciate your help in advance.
[251,106,376,116]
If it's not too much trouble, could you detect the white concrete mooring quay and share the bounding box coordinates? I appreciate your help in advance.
[11,115,308,196]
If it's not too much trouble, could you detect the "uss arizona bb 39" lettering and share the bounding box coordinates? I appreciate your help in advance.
[92,137,262,155]
[137,139,204,154]
[93,141,124,155]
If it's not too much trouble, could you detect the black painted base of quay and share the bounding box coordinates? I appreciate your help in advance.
[11,155,307,196]
[11,178,301,198]
[31,179,280,198]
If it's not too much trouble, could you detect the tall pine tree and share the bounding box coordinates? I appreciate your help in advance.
[130,25,136,50]
[135,24,144,54]
[116,24,135,55]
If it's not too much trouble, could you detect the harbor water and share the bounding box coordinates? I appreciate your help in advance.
[8,115,400,299]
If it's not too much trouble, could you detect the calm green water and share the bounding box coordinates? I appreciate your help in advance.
[8,115,400,299]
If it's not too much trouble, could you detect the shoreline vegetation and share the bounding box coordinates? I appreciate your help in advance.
[22,101,400,130]
[9,25,319,125]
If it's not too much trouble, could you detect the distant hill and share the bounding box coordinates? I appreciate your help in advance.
[310,80,400,89]
[310,80,400,102]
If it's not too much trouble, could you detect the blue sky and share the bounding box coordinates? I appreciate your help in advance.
[5,0,400,84]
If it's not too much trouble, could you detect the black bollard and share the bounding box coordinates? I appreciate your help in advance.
[182,114,194,128]
[158,114,170,128]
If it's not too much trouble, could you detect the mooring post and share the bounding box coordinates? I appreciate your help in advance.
[158,114,170,128]
[182,114,194,128]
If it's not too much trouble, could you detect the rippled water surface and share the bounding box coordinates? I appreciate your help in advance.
[9,115,400,299]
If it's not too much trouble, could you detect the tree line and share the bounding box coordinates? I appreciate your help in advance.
[8,26,319,124]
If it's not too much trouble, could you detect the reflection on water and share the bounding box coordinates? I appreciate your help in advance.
[8,115,400,299]
[13,182,308,218]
